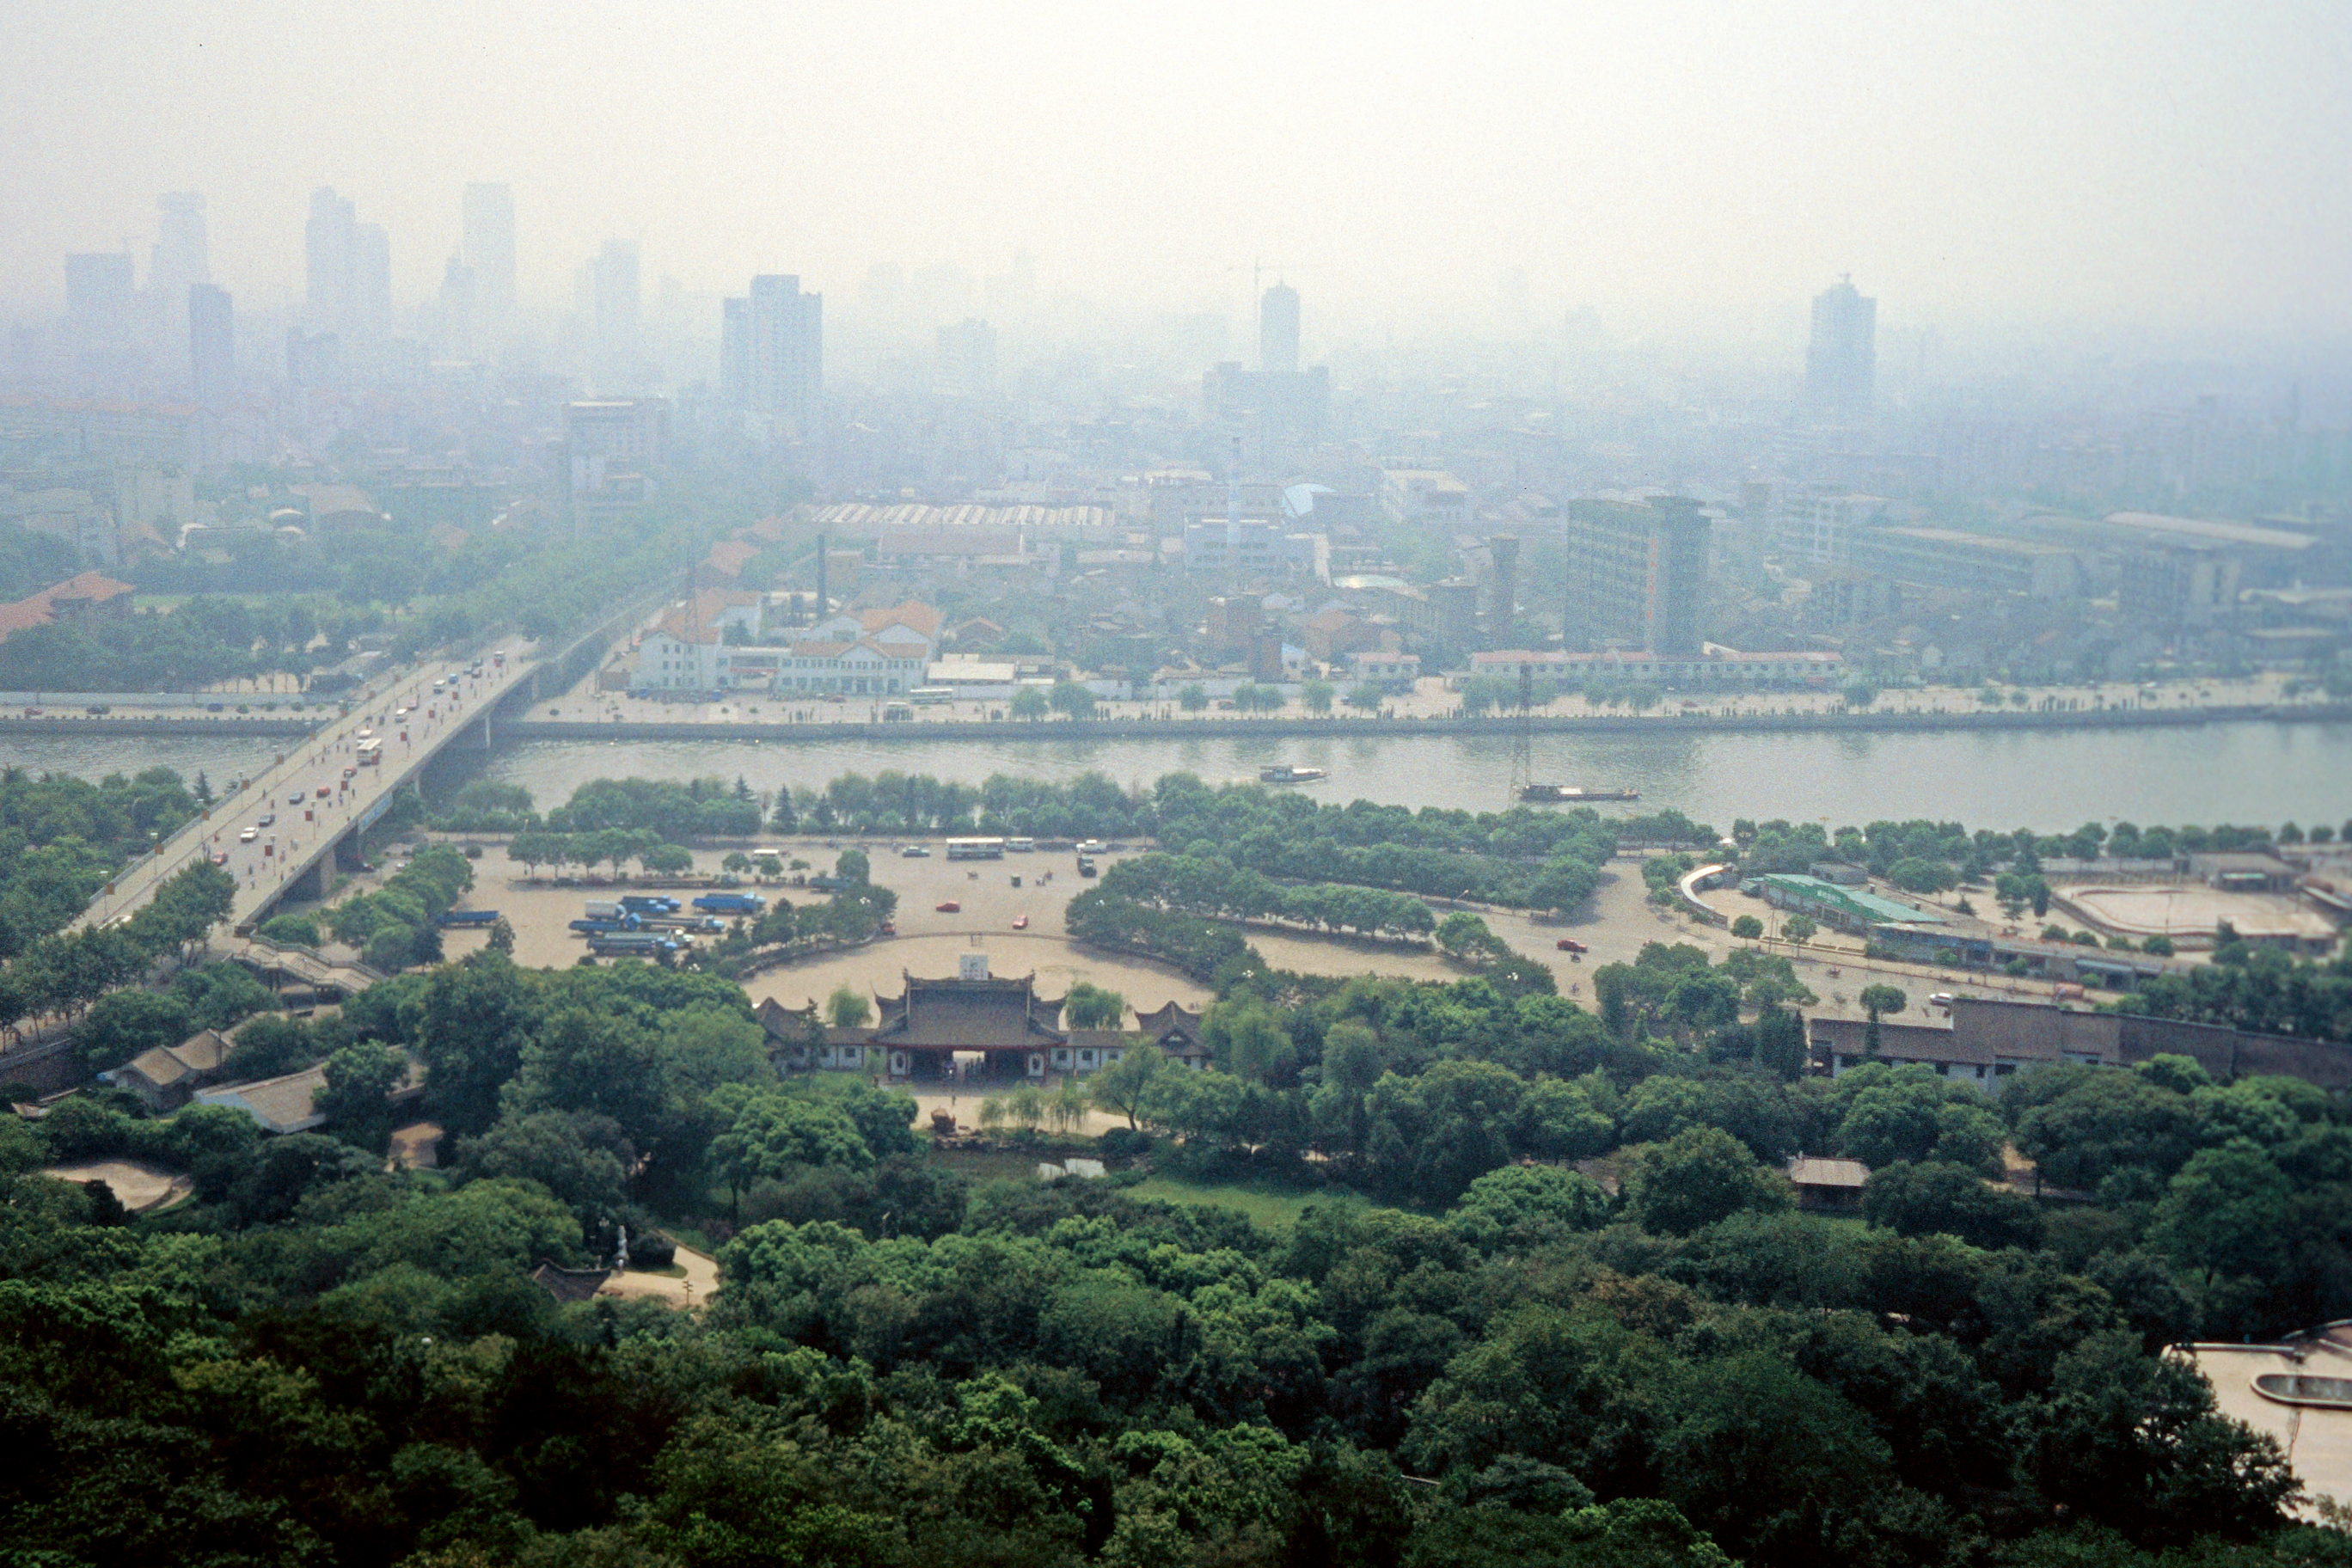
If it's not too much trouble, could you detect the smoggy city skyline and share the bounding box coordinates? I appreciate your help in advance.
[3,1,2349,348]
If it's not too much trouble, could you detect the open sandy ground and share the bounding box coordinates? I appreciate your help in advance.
[40,1158,190,1212]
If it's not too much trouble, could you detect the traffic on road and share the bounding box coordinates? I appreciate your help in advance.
[76,644,538,936]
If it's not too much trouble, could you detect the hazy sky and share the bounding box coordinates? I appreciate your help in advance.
[6,0,2349,340]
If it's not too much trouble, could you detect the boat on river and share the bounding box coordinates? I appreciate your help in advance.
[1520,783,1638,802]
[1259,764,1327,784]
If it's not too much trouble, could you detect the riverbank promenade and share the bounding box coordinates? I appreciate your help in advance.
[493,693,2352,747]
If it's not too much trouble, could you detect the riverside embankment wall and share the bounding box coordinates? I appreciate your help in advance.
[490,700,2352,746]
[5,700,2348,746]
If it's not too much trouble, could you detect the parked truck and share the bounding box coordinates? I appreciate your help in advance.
[436,909,500,927]
[645,914,726,933]
[589,932,682,957]
[620,895,682,914]
[691,891,766,914]
[584,900,626,919]
[570,916,643,934]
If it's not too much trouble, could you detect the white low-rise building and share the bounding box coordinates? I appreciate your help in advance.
[632,596,939,695]
[1349,651,1420,683]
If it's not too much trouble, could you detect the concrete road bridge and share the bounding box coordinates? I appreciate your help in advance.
[67,573,682,942]
[74,640,551,938]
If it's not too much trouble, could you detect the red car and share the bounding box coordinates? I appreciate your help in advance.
[935,900,961,913]
[1012,915,1029,929]
[1554,937,1589,953]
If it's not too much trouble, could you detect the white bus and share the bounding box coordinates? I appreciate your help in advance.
[1005,837,1036,854]
[910,687,957,706]
[356,737,383,767]
[945,836,1006,861]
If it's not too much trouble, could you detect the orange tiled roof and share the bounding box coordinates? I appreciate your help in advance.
[0,570,138,638]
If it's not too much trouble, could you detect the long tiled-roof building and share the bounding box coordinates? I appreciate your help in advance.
[756,959,1210,1082]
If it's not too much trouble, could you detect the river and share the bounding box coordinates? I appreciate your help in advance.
[13,720,2349,832]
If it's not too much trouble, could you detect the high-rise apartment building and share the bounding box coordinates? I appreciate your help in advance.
[1204,282,1325,438]
[304,188,389,340]
[1259,282,1300,374]
[189,283,233,408]
[306,187,356,330]
[1804,276,1876,420]
[720,273,824,427]
[437,260,475,358]
[1777,488,1886,566]
[587,240,640,388]
[64,254,137,353]
[1485,534,1520,628]
[287,328,339,390]
[462,182,516,317]
[353,223,391,335]
[564,398,670,527]
[1561,495,1712,656]
[935,317,997,399]
[151,193,210,334]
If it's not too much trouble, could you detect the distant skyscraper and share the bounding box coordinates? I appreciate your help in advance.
[590,240,640,352]
[462,182,516,317]
[352,223,392,335]
[580,240,643,391]
[306,187,356,329]
[64,253,136,353]
[935,317,997,399]
[1804,275,1876,420]
[189,283,233,408]
[1259,282,1300,375]
[286,326,339,390]
[721,273,824,427]
[438,259,476,358]
[151,193,210,334]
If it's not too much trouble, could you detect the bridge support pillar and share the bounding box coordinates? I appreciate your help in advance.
[287,859,328,902]
[334,830,368,872]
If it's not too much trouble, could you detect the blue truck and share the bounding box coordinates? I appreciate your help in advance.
[620,895,681,914]
[644,914,726,933]
[436,909,501,927]
[569,916,643,934]
[691,891,766,914]
[589,932,682,957]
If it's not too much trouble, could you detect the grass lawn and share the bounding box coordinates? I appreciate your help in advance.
[663,1222,722,1255]
[1124,1173,1369,1233]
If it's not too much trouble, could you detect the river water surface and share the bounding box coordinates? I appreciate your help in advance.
[13,721,2350,832]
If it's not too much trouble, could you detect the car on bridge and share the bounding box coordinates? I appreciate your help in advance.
[239,827,258,842]
[257,813,274,827]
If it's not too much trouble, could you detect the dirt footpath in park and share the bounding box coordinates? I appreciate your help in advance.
[598,1240,721,1308]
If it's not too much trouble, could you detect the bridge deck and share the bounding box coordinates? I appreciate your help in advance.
[73,642,546,939]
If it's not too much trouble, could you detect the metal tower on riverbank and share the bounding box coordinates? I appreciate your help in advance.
[1509,662,1534,805]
